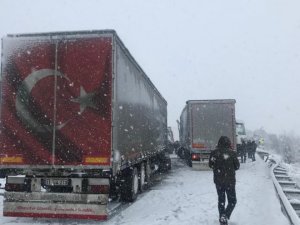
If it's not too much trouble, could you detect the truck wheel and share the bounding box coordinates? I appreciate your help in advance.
[121,167,139,202]
[157,152,171,172]
[187,158,192,167]
[186,153,192,167]
[145,160,152,186]
[185,152,192,167]
[139,163,146,192]
[178,147,184,159]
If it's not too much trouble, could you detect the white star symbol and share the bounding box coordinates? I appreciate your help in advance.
[70,86,98,114]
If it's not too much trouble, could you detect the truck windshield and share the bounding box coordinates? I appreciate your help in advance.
[236,123,246,135]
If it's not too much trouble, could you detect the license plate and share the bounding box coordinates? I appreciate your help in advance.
[45,178,69,186]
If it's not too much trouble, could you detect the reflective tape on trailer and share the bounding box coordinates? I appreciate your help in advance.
[4,202,108,220]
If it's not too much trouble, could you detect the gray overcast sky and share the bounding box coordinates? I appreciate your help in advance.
[1,0,300,138]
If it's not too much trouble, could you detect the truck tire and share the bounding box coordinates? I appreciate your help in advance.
[187,158,192,167]
[159,158,172,172]
[177,147,184,159]
[139,162,146,192]
[121,167,139,202]
[157,152,171,172]
[185,152,192,167]
[145,160,152,186]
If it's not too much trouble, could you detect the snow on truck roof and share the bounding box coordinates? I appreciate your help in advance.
[5,29,117,38]
[186,99,236,104]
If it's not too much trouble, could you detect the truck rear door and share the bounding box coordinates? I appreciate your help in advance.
[191,101,236,151]
[0,33,113,168]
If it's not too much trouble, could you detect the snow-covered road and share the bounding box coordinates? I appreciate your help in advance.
[0,155,290,225]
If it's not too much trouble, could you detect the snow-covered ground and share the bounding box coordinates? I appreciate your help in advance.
[0,154,290,225]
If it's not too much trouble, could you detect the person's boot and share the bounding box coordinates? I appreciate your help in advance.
[219,214,228,225]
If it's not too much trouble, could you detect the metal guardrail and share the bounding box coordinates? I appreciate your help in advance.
[269,159,300,225]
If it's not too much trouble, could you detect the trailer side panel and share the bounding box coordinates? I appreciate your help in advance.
[113,41,167,168]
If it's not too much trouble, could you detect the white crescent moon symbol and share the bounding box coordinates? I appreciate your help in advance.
[15,69,70,133]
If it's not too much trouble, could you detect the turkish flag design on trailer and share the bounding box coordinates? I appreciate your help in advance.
[0,35,113,168]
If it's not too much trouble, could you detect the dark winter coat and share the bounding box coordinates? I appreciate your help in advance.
[209,147,240,186]
[246,142,252,154]
[252,141,257,152]
[241,142,247,155]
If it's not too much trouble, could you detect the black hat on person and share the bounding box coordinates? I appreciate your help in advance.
[217,136,231,148]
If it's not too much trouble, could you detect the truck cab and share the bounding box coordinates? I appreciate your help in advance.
[236,120,247,145]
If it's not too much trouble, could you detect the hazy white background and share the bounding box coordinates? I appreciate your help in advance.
[1,0,300,138]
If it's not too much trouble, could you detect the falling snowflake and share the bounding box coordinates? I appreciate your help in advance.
[223,154,229,160]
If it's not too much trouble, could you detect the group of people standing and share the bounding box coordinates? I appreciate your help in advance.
[238,139,257,163]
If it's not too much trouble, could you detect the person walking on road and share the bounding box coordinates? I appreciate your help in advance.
[240,139,247,163]
[251,140,257,161]
[247,140,252,159]
[209,136,240,225]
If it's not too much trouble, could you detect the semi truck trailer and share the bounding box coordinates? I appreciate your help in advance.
[178,99,236,169]
[0,30,169,220]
